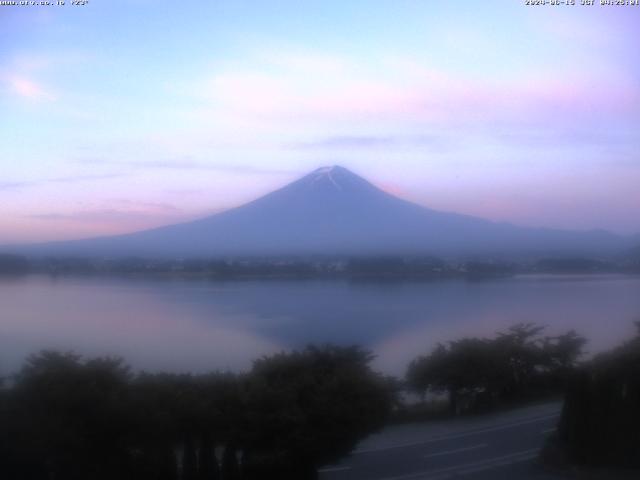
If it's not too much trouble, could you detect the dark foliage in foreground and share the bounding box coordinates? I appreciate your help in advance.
[0,346,392,480]
[555,323,640,469]
[406,323,587,414]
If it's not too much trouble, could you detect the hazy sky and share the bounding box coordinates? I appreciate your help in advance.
[1,1,639,243]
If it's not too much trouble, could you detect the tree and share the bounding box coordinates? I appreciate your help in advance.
[495,323,547,398]
[543,331,587,370]
[242,345,393,479]
[557,323,640,468]
[0,346,393,479]
[8,351,133,480]
[407,338,507,414]
[407,324,587,414]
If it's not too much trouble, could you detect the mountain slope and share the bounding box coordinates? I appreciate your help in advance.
[11,166,628,257]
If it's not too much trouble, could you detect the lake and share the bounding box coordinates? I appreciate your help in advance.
[1,274,638,376]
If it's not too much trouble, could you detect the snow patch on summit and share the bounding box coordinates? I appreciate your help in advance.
[311,166,342,190]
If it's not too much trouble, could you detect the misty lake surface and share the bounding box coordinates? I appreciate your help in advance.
[1,274,639,376]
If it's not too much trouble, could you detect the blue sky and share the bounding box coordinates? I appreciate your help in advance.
[1,1,639,242]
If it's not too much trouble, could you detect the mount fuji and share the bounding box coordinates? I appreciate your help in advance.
[10,166,627,258]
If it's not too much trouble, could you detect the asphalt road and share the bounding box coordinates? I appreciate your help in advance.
[319,402,564,480]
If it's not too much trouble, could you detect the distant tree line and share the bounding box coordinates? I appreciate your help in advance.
[0,254,29,274]
[535,257,611,274]
[406,323,587,415]
[552,323,640,469]
[3,252,640,277]
[0,346,392,480]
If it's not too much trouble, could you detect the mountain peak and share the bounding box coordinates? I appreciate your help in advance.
[14,165,627,258]
[311,165,347,174]
[309,165,344,190]
[297,165,377,194]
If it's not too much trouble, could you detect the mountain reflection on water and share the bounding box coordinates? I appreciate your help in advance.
[1,274,639,375]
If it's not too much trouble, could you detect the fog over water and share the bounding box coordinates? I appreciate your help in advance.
[1,274,639,376]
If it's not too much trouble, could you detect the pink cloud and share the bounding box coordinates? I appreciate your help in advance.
[4,75,56,101]
[194,54,639,130]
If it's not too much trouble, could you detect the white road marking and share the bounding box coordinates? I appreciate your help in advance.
[376,448,539,480]
[540,427,556,434]
[423,443,488,459]
[452,449,538,477]
[354,413,559,455]
[318,466,352,473]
